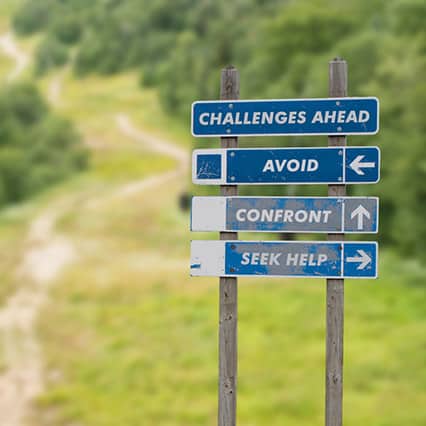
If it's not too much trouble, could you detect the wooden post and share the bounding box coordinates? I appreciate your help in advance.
[218,66,239,426]
[325,58,347,426]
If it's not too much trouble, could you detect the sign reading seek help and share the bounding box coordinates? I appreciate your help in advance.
[193,147,380,185]
[191,196,378,233]
[192,97,379,137]
[190,241,378,279]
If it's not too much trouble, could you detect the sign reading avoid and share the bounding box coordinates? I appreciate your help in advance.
[193,147,380,185]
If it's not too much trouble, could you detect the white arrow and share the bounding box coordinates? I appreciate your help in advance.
[349,155,376,175]
[346,250,372,270]
[350,205,371,230]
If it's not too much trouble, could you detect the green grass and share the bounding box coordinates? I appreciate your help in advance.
[0,8,423,426]
[0,352,5,374]
[0,203,33,304]
[30,172,426,426]
[0,199,40,376]
[89,150,175,183]
[0,53,13,84]
[39,69,191,149]
[34,257,426,425]
[0,0,21,32]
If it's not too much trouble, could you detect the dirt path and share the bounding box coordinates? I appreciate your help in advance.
[48,72,63,106]
[86,114,189,213]
[0,31,57,426]
[116,114,188,167]
[0,32,77,425]
[111,114,189,200]
[0,118,188,425]
[0,206,75,426]
[0,32,29,81]
[0,33,189,426]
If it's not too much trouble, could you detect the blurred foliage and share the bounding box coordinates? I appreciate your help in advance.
[12,0,52,35]
[34,37,69,76]
[12,0,426,260]
[0,84,88,206]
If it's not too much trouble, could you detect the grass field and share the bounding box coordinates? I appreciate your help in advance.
[30,66,426,424]
[0,52,12,83]
[33,228,426,426]
[0,4,424,425]
[0,0,20,32]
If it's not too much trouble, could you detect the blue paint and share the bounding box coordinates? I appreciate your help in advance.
[345,147,380,183]
[222,241,378,278]
[227,148,343,184]
[193,147,380,185]
[196,154,221,179]
[225,197,342,232]
[192,98,379,137]
[343,243,378,278]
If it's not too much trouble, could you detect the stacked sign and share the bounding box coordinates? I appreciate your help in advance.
[190,97,380,279]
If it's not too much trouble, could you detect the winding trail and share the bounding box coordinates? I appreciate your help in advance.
[0,32,29,81]
[47,73,63,106]
[0,30,76,426]
[0,207,76,426]
[116,114,188,167]
[0,33,189,426]
[87,115,188,209]
[0,30,57,426]
[113,114,188,199]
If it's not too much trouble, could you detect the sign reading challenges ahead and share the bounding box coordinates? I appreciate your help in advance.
[192,97,379,137]
[191,196,379,234]
[193,147,380,185]
[191,241,378,279]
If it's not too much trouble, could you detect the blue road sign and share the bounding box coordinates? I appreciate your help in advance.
[192,97,379,137]
[190,241,378,279]
[192,147,380,185]
[191,196,379,233]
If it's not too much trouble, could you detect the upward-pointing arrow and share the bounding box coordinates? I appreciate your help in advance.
[349,155,376,175]
[351,205,371,230]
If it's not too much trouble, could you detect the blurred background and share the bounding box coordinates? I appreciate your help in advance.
[0,0,424,425]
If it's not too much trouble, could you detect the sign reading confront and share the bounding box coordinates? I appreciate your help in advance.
[191,241,378,279]
[192,97,379,137]
[191,196,379,233]
[193,147,380,185]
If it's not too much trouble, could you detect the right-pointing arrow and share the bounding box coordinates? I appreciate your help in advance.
[346,249,372,270]
[349,155,376,175]
[350,205,371,230]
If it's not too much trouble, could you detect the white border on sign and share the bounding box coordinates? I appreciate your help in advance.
[190,240,225,276]
[190,196,379,234]
[192,149,227,185]
[346,146,381,184]
[343,241,379,279]
[191,97,380,137]
[192,147,381,185]
[190,240,378,279]
[191,197,227,231]
[344,197,380,233]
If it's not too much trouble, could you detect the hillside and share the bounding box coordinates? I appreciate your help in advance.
[10,0,426,261]
[0,1,425,426]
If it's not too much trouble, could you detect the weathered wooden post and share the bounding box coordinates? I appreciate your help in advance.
[326,57,347,426]
[219,66,239,426]
[191,58,379,426]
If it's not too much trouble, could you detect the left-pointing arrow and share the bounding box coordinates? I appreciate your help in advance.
[349,155,376,175]
[346,249,372,270]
